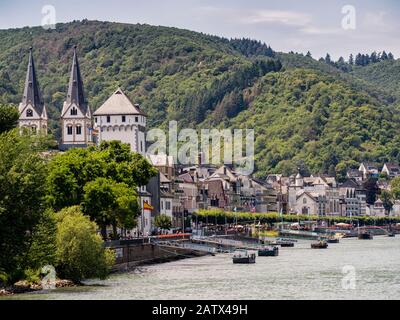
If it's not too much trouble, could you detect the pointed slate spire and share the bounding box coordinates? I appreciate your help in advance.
[66,46,87,114]
[21,47,44,115]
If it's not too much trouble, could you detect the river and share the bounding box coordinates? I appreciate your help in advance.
[6,236,400,300]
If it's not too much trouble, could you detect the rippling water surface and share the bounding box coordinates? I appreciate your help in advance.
[8,236,400,300]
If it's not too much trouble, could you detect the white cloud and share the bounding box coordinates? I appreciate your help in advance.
[300,26,343,35]
[242,10,311,27]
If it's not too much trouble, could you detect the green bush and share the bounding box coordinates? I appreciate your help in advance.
[55,207,115,283]
[154,214,173,232]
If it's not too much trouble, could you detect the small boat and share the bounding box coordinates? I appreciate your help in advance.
[311,240,328,249]
[279,242,295,247]
[232,249,256,264]
[358,232,373,240]
[258,246,279,257]
[327,238,340,244]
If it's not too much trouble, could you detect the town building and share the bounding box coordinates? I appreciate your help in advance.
[367,198,386,217]
[288,174,340,216]
[382,163,400,179]
[359,163,379,180]
[18,48,48,134]
[338,179,367,217]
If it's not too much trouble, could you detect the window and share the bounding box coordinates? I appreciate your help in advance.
[70,108,78,116]
[107,116,111,123]
[166,201,171,210]
[26,109,33,117]
[122,116,126,123]
[303,198,307,204]
[76,126,82,135]
[95,117,97,123]
[67,126,73,135]
[135,116,139,122]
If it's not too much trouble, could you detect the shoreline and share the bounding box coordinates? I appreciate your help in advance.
[0,279,77,296]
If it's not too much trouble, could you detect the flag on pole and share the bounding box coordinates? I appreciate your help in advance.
[143,201,154,211]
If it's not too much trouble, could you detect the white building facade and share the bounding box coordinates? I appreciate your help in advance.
[93,88,146,155]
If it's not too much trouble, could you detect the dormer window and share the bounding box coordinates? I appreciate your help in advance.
[71,107,78,116]
[26,109,33,117]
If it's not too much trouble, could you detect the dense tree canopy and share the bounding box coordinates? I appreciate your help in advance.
[55,206,115,282]
[46,140,157,235]
[0,131,48,278]
[0,103,19,134]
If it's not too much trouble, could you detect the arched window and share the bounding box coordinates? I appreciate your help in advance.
[26,109,33,117]
[67,125,73,135]
[76,126,82,135]
[70,107,78,116]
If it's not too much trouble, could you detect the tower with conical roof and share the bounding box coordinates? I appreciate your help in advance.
[93,87,147,155]
[18,48,48,134]
[60,46,92,150]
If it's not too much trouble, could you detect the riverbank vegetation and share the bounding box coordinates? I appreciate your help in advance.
[195,209,400,226]
[0,118,157,289]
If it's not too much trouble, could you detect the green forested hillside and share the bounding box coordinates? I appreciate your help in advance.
[225,69,400,177]
[351,59,400,98]
[0,20,399,176]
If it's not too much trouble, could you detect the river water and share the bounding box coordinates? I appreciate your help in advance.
[8,236,400,300]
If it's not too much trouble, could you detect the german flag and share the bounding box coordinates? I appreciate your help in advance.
[143,201,154,211]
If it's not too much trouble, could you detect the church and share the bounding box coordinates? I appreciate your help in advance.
[18,46,146,154]
[18,47,154,236]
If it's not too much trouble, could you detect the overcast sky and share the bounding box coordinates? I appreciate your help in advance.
[0,0,399,60]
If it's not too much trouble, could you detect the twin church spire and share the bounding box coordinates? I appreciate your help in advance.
[18,46,91,148]
[63,46,88,117]
[21,48,45,116]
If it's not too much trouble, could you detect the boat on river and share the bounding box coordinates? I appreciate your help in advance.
[258,246,279,257]
[232,249,256,264]
[326,237,340,244]
[311,240,328,249]
[358,232,373,240]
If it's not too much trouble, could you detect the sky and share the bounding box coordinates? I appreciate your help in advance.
[0,0,399,60]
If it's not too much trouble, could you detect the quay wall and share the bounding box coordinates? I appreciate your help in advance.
[104,240,210,271]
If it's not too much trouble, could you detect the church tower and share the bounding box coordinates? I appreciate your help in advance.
[60,46,92,150]
[18,48,48,134]
[93,88,147,155]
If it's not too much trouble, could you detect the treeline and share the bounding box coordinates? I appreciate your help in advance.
[195,209,400,226]
[317,51,396,72]
[228,38,275,58]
